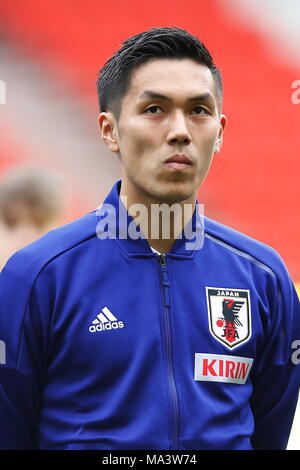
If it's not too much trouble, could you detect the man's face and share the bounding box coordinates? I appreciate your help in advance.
[100,58,226,205]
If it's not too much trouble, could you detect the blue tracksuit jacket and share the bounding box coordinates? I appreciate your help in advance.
[0,179,299,450]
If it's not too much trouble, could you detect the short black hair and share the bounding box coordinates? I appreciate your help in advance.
[96,26,223,119]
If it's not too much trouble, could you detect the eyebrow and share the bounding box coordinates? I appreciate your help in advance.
[138,90,216,107]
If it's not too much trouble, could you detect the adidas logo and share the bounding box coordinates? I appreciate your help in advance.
[89,306,124,333]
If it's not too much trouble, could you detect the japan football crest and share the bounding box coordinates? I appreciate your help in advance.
[206,287,252,349]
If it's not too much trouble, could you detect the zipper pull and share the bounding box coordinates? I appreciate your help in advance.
[157,254,170,306]
[158,253,167,266]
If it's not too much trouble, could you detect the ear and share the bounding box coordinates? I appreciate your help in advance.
[98,112,119,153]
[214,114,227,154]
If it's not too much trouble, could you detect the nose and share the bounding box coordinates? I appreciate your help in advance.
[167,111,191,145]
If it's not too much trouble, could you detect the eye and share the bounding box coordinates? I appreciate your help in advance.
[144,105,163,115]
[192,106,209,115]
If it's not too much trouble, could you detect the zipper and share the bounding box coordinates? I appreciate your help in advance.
[157,253,179,450]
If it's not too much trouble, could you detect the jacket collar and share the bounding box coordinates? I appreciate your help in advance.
[96,180,204,259]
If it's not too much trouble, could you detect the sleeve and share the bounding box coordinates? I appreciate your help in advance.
[0,256,50,449]
[250,266,300,450]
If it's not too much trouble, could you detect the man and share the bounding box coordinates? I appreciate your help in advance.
[0,27,299,450]
[0,167,63,270]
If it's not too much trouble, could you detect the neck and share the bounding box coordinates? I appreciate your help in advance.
[119,181,196,254]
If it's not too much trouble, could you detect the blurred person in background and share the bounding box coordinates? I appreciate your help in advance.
[0,167,63,270]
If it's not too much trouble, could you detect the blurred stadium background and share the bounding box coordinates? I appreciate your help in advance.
[0,0,299,450]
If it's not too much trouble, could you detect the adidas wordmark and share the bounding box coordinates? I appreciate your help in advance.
[89,306,124,333]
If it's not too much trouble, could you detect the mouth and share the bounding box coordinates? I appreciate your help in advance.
[164,153,193,170]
